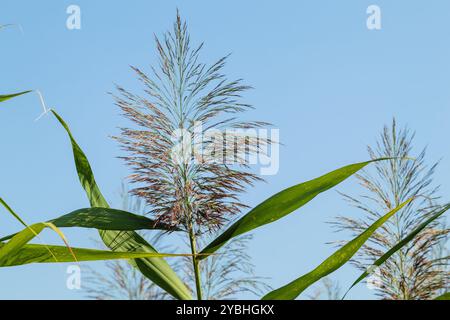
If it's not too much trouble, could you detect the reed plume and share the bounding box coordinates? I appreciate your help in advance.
[112,12,272,299]
[332,119,449,300]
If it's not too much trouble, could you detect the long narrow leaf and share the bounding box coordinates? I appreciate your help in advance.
[343,203,450,298]
[262,199,412,300]
[0,243,190,267]
[50,207,174,230]
[51,110,192,300]
[0,91,31,103]
[0,197,28,227]
[0,207,178,243]
[200,158,390,259]
[0,218,189,267]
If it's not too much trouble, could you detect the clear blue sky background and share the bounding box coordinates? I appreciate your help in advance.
[1,0,449,299]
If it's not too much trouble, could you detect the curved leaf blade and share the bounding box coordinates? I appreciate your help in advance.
[0,198,64,261]
[262,199,412,300]
[50,207,175,231]
[0,223,46,262]
[0,91,31,103]
[51,110,192,300]
[343,203,450,298]
[0,221,74,264]
[200,158,389,259]
[0,207,177,242]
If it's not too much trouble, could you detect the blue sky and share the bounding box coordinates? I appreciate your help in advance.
[1,0,449,299]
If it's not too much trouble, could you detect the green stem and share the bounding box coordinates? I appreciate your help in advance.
[188,224,203,300]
